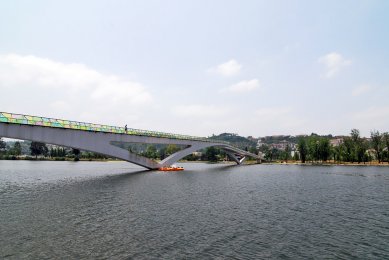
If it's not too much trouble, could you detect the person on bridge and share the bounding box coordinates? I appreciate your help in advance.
[125,124,128,134]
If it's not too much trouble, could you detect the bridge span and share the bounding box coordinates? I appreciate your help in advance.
[0,112,261,169]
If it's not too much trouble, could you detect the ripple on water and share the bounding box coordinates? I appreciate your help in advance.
[0,162,388,259]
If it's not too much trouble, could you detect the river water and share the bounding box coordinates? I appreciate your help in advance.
[0,161,388,259]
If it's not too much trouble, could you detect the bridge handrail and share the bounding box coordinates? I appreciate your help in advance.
[0,112,229,144]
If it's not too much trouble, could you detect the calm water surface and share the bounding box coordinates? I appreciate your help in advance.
[0,161,388,259]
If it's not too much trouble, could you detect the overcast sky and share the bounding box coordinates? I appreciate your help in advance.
[1,0,388,137]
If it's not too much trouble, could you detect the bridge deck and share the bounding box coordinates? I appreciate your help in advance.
[0,112,227,144]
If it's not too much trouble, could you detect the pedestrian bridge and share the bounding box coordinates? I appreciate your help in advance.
[0,112,261,169]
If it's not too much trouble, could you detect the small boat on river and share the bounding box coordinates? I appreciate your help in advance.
[158,165,184,171]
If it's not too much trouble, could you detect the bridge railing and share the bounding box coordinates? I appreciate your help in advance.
[0,112,229,144]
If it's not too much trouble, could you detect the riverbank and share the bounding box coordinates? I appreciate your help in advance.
[0,156,114,162]
[255,161,389,166]
[1,156,388,166]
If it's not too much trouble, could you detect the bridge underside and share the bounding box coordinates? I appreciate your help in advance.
[0,123,261,169]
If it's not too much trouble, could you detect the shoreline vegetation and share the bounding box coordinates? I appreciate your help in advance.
[0,156,388,167]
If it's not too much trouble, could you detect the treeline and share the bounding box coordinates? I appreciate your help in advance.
[0,140,108,161]
[296,129,389,164]
[259,145,294,162]
[208,133,257,150]
[136,144,230,162]
[0,139,228,162]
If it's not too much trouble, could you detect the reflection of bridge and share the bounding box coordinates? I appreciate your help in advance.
[0,112,261,169]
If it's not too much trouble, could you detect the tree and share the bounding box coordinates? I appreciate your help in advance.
[297,138,307,163]
[293,151,299,161]
[72,148,81,161]
[166,144,180,156]
[349,129,366,163]
[144,145,157,159]
[260,144,272,161]
[370,130,382,163]
[0,138,6,153]
[284,144,290,163]
[356,139,368,164]
[13,141,22,156]
[30,142,48,158]
[383,132,389,163]
[205,146,218,162]
[50,147,57,158]
[248,146,257,154]
[158,147,167,160]
[350,129,360,143]
[307,136,320,162]
[343,137,354,162]
[58,147,67,157]
[332,145,342,163]
[318,138,330,162]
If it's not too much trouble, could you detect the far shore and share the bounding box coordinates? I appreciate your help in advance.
[247,161,389,167]
[1,157,388,166]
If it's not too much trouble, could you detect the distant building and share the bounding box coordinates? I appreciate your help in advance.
[270,140,296,151]
[366,149,377,160]
[256,140,266,149]
[330,138,343,147]
[192,152,202,157]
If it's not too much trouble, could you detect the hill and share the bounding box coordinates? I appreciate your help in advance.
[208,133,257,150]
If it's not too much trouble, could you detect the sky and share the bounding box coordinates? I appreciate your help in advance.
[0,0,388,137]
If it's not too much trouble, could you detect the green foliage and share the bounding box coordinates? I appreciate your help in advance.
[183,153,201,161]
[248,146,258,154]
[166,144,180,156]
[297,138,307,163]
[72,148,80,156]
[382,132,389,163]
[9,141,22,156]
[209,133,256,151]
[205,146,218,162]
[370,130,383,163]
[298,135,330,163]
[158,147,167,160]
[293,151,299,161]
[0,138,6,153]
[144,145,157,159]
[283,144,290,162]
[50,147,67,157]
[30,142,48,157]
[72,148,81,161]
[319,138,330,162]
[265,147,281,161]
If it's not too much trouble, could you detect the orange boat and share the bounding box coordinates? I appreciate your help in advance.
[158,166,184,171]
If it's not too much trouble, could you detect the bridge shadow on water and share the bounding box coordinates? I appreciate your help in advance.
[68,168,155,188]
[213,163,260,172]
[81,162,261,186]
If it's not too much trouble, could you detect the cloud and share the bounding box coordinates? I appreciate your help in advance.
[172,104,228,118]
[208,59,242,77]
[318,52,351,78]
[222,79,260,93]
[352,84,372,96]
[0,53,153,125]
[0,54,152,105]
